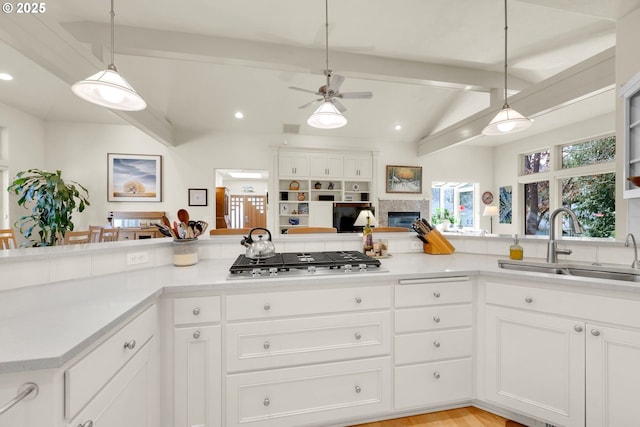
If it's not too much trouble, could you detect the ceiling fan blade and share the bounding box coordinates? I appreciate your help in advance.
[289,86,319,95]
[339,91,373,99]
[298,99,323,109]
[333,99,347,113]
[328,74,345,92]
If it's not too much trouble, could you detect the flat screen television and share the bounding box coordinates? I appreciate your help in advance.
[333,203,374,233]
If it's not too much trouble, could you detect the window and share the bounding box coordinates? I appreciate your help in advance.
[520,135,615,238]
[431,182,477,228]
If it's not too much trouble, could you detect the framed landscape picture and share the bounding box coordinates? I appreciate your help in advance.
[108,153,162,202]
[386,165,422,194]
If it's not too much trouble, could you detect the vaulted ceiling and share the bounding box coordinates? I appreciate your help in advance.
[0,0,636,152]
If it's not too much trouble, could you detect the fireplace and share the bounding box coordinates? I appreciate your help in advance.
[387,211,420,229]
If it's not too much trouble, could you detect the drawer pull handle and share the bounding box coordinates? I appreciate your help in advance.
[433,316,441,323]
[355,332,362,340]
[264,341,271,350]
[433,291,441,298]
[78,422,93,427]
[264,303,271,311]
[0,382,38,417]
[433,341,441,348]
[123,340,136,350]
[591,329,601,337]
[525,297,533,304]
[263,397,270,406]
[355,297,362,304]
[193,331,201,339]
[355,386,361,393]
[192,307,200,316]
[433,372,441,379]
[574,325,583,333]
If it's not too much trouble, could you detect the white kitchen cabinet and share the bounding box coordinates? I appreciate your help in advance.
[586,324,640,426]
[308,152,343,178]
[278,152,309,177]
[484,305,585,427]
[308,201,334,227]
[67,338,157,427]
[174,326,221,427]
[226,357,391,427]
[394,277,473,410]
[172,296,221,427]
[344,153,372,179]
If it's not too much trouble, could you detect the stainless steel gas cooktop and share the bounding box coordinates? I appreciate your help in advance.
[228,250,384,279]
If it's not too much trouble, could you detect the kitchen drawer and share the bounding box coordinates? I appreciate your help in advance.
[226,357,391,427]
[226,285,391,320]
[395,328,472,365]
[174,295,221,325]
[394,358,472,409]
[395,304,472,333]
[226,311,391,372]
[65,304,157,419]
[484,281,640,327]
[395,278,471,307]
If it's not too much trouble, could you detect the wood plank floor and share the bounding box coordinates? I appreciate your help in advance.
[349,407,526,427]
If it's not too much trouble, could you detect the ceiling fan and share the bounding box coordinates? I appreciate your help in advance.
[289,0,373,115]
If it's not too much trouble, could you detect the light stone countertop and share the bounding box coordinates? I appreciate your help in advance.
[1,252,639,374]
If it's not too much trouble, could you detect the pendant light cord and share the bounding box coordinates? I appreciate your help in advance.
[502,0,509,108]
[324,0,330,88]
[109,0,116,68]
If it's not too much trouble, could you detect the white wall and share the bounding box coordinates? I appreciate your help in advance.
[0,102,46,238]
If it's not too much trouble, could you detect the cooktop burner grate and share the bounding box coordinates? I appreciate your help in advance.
[229,250,381,276]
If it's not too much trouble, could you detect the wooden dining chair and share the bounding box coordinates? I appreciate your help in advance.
[209,228,252,236]
[101,227,120,242]
[372,227,409,232]
[286,227,337,234]
[0,228,17,249]
[63,230,91,245]
[89,225,104,243]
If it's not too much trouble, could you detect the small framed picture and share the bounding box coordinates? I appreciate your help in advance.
[188,188,208,206]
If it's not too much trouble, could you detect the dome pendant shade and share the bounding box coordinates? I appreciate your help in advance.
[482,106,532,135]
[307,101,347,129]
[72,65,147,111]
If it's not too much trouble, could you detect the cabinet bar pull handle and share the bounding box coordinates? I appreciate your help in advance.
[574,325,583,333]
[591,329,601,336]
[0,383,38,416]
[433,291,441,298]
[124,340,136,350]
[193,331,201,339]
[433,372,441,379]
[433,316,441,323]
[525,297,533,303]
[263,397,270,406]
[192,307,200,316]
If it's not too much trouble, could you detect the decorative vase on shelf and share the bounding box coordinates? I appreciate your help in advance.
[297,192,306,201]
[314,182,322,189]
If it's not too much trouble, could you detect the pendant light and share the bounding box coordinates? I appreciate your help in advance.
[72,0,146,111]
[482,0,531,135]
[307,0,347,129]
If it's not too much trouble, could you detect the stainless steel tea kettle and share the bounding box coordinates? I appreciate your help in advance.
[240,228,276,259]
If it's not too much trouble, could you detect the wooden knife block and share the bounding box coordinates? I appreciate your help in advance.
[422,229,455,255]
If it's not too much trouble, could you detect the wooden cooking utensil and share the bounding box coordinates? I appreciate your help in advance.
[177,209,190,224]
[162,215,177,239]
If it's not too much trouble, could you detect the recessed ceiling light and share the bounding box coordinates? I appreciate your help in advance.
[234,111,244,119]
[229,172,261,179]
[0,73,14,81]
[394,124,402,131]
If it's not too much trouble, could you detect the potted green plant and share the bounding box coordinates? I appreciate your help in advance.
[431,208,453,230]
[8,169,90,246]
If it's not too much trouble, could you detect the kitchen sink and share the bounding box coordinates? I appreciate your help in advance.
[498,259,640,283]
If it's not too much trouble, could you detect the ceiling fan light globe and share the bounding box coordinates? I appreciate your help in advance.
[307,102,347,129]
[72,68,147,111]
[482,106,532,135]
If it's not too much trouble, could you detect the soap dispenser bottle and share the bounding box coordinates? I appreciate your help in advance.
[510,234,523,260]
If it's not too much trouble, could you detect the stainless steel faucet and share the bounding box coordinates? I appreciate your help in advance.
[625,233,640,269]
[546,207,583,263]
